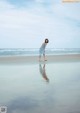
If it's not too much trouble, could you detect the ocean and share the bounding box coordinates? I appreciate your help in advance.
[0,48,80,56]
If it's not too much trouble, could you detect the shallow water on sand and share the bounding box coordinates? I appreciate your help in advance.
[0,62,80,113]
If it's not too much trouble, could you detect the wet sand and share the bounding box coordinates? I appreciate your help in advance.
[0,54,80,113]
[0,54,80,64]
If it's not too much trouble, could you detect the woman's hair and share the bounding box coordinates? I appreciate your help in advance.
[45,39,49,43]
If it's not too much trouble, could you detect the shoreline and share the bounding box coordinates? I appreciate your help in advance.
[0,54,80,64]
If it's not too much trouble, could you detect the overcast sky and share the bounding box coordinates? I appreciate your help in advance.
[0,0,80,48]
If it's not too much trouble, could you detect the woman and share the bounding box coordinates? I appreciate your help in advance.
[39,38,49,61]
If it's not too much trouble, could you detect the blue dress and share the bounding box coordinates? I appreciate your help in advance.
[39,43,47,55]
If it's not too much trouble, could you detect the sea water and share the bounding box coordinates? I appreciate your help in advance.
[0,48,80,56]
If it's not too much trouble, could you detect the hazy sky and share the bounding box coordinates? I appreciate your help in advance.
[0,0,80,48]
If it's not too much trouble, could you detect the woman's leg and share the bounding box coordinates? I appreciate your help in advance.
[43,51,47,61]
[43,53,46,61]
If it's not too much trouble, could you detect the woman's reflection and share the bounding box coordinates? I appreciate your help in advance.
[39,63,49,82]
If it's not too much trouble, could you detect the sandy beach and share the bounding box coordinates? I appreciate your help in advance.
[0,54,80,64]
[0,54,80,113]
